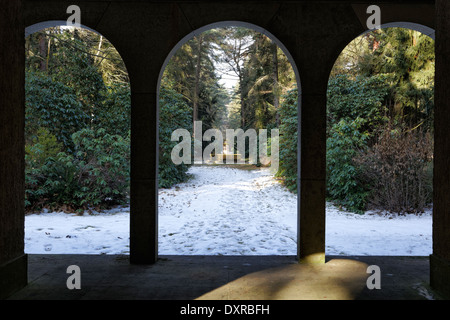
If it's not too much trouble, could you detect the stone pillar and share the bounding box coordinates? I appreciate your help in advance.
[130,91,159,264]
[297,93,326,264]
[289,3,359,265]
[291,2,371,264]
[0,0,27,299]
[430,0,450,298]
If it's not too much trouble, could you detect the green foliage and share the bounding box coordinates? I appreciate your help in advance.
[25,127,63,167]
[276,88,298,192]
[94,83,131,136]
[326,118,370,213]
[327,74,390,131]
[326,75,390,212]
[24,26,435,216]
[25,28,132,212]
[25,71,89,151]
[225,28,296,131]
[158,87,193,188]
[25,128,130,211]
[49,30,107,111]
[25,128,63,209]
[71,128,130,207]
[161,30,229,132]
[358,28,435,131]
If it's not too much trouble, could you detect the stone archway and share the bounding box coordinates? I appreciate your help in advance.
[327,22,435,254]
[23,21,131,256]
[156,20,302,257]
[4,0,450,299]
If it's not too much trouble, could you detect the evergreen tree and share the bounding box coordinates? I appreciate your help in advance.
[358,28,435,130]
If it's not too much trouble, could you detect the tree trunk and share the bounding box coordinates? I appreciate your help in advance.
[39,33,47,71]
[193,34,203,132]
[94,35,103,65]
[236,40,245,128]
[272,43,280,127]
[239,74,245,128]
[46,36,52,71]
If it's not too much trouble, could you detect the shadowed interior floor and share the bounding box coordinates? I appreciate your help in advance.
[6,254,443,300]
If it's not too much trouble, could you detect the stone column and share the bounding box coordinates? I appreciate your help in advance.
[0,0,27,299]
[130,91,159,264]
[430,0,450,298]
[298,93,326,264]
[102,2,183,265]
[288,3,362,265]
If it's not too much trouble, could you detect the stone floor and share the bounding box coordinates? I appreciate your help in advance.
[6,254,446,301]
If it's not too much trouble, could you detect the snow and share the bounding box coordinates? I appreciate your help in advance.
[24,166,432,256]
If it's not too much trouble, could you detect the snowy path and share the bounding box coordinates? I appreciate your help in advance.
[25,166,432,256]
[159,166,297,255]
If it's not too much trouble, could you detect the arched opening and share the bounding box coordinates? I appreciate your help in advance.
[157,22,301,256]
[326,24,434,256]
[24,22,131,255]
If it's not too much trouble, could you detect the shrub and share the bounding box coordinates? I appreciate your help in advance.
[158,87,193,188]
[25,127,63,167]
[94,84,131,137]
[71,128,130,208]
[327,74,389,129]
[276,88,298,192]
[326,117,370,213]
[25,151,79,212]
[25,71,90,152]
[25,127,130,212]
[25,128,64,210]
[326,74,390,213]
[355,124,433,213]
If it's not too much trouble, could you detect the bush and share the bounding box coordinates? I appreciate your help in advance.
[25,127,63,167]
[158,87,193,188]
[71,128,130,208]
[25,85,193,211]
[25,128,64,210]
[94,84,131,137]
[25,71,90,152]
[276,88,298,192]
[326,117,370,213]
[355,124,433,213]
[25,128,130,212]
[327,75,389,129]
[25,150,79,212]
[326,74,390,213]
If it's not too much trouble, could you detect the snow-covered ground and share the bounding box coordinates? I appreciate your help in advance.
[24,166,432,256]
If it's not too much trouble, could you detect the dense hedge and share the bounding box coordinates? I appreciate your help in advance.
[276,88,298,192]
[325,75,390,213]
[158,87,193,188]
[25,127,130,212]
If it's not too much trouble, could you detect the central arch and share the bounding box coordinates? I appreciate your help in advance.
[156,21,302,258]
